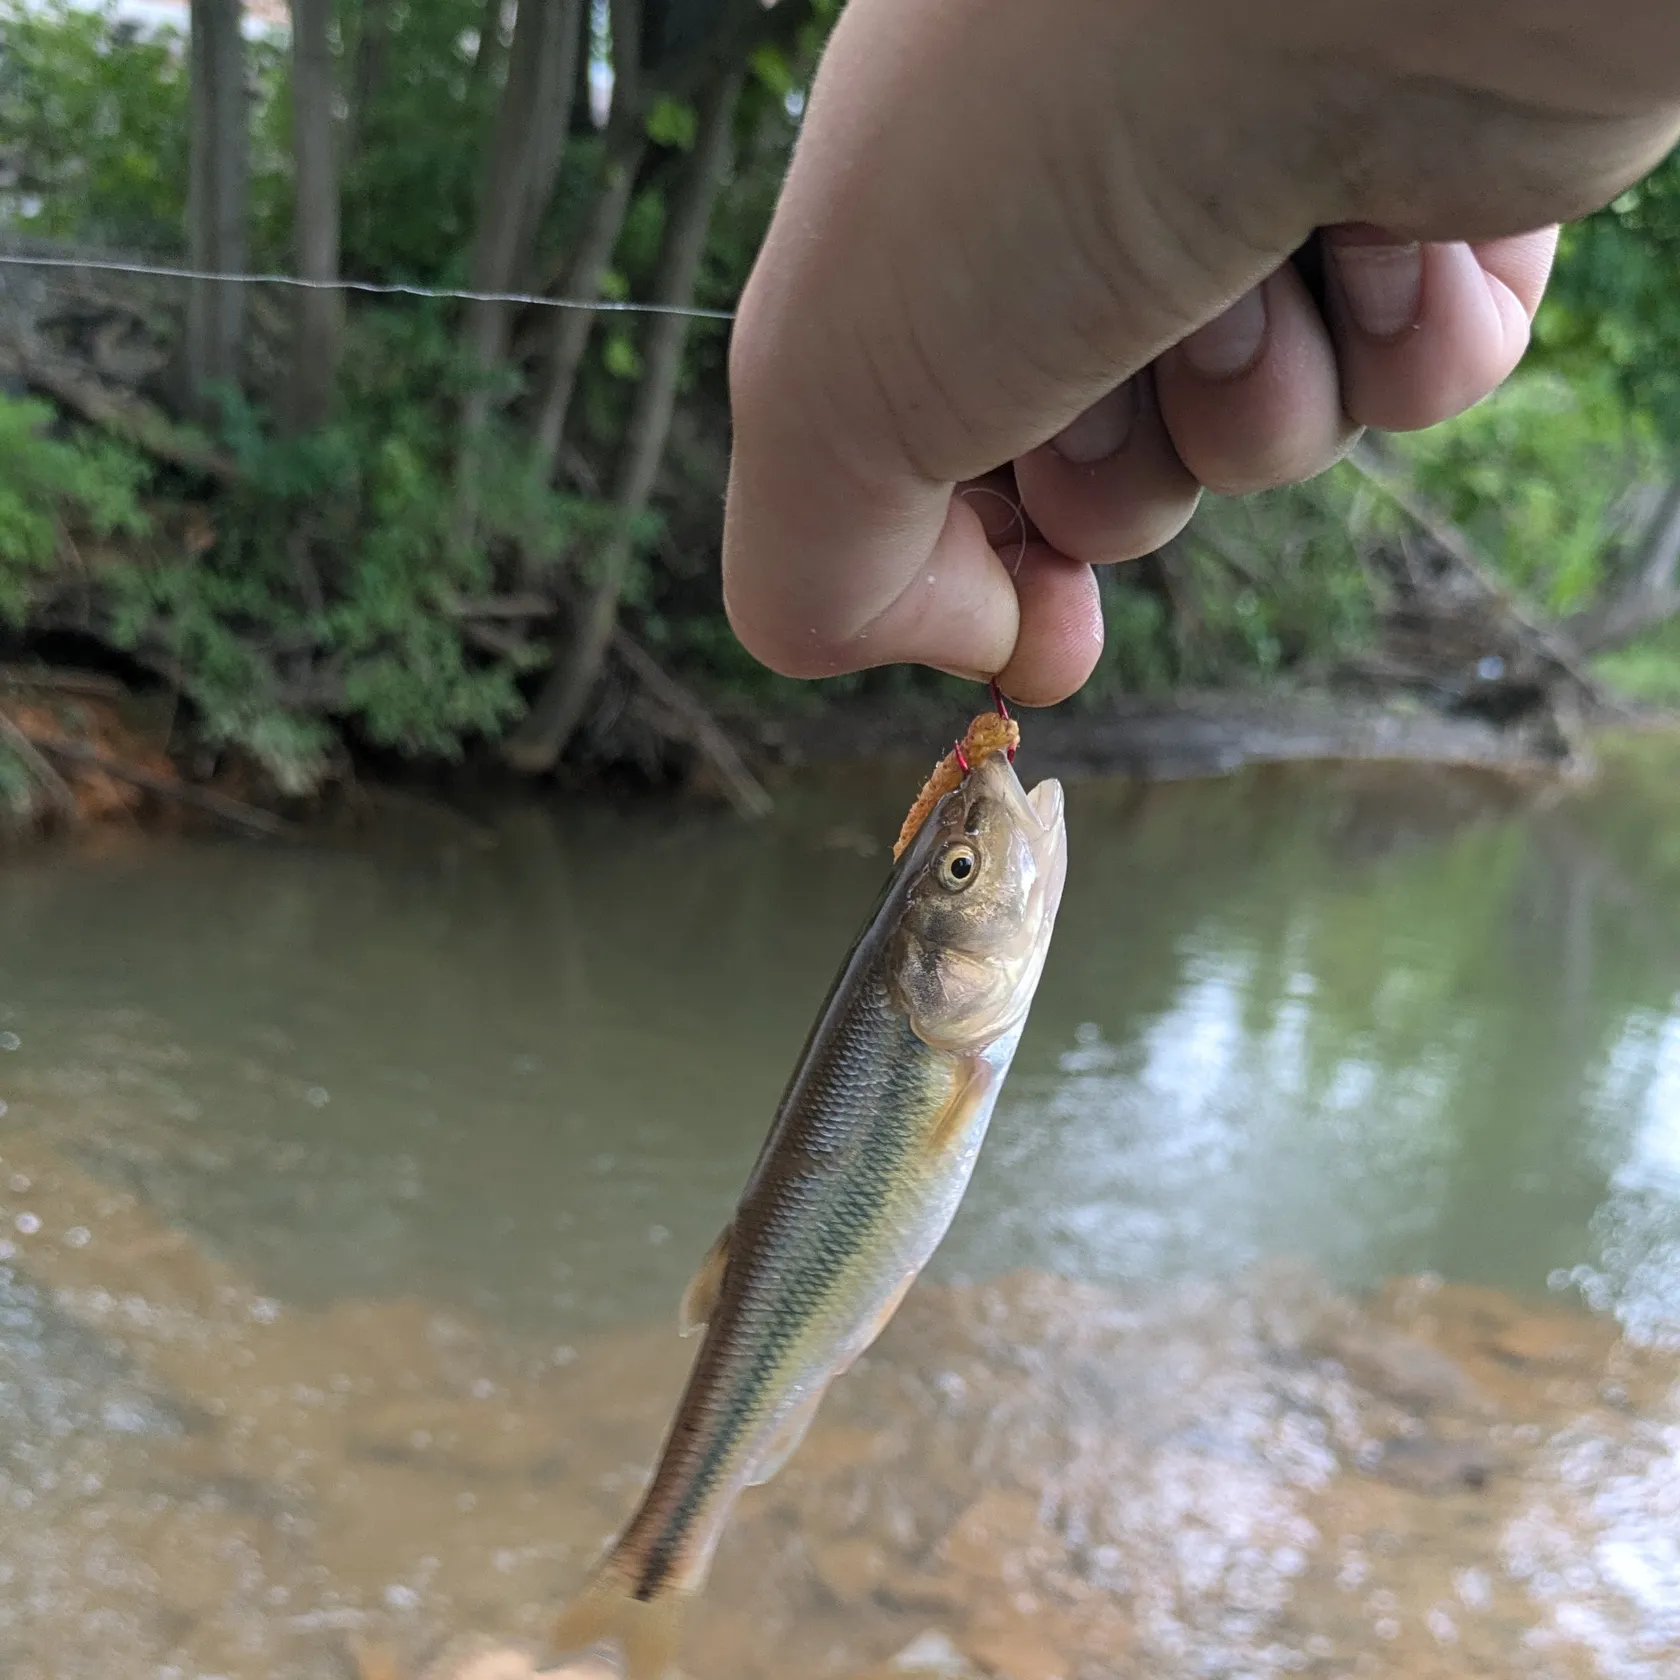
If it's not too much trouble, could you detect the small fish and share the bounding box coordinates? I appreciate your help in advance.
[550,745,1068,1678]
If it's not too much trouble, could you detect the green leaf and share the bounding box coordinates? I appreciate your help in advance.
[645,94,697,151]
[748,43,795,99]
[602,332,643,380]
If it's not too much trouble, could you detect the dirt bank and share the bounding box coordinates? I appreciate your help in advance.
[764,686,1610,787]
[8,663,1644,853]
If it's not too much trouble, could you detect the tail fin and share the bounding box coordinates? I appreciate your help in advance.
[550,1558,690,1680]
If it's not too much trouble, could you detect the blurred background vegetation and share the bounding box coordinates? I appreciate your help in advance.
[0,0,1676,809]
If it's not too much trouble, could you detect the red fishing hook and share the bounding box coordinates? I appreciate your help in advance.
[989,679,1017,761]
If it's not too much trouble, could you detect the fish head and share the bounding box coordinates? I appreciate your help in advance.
[891,752,1067,1052]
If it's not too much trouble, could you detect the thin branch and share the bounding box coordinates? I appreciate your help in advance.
[23,735,295,838]
[13,337,238,482]
[611,627,771,818]
[1346,443,1622,711]
[0,708,80,822]
[0,665,129,700]
[529,127,648,474]
[1560,473,1680,654]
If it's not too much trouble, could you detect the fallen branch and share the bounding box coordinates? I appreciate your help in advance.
[447,593,554,620]
[1560,475,1680,654]
[610,628,772,819]
[0,708,80,822]
[12,338,238,483]
[1347,443,1624,712]
[22,734,295,838]
[0,663,129,700]
[460,620,537,660]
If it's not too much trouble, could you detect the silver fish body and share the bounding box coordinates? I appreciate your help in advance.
[551,750,1067,1677]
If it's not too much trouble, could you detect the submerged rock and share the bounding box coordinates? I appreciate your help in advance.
[862,1629,978,1678]
[1,1142,1674,1680]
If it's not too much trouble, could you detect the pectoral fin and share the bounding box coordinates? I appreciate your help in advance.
[929,1055,998,1155]
[677,1223,733,1338]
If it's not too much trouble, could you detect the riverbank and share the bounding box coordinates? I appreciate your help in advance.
[6,662,1667,849]
[764,685,1609,784]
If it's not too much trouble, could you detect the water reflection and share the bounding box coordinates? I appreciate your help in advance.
[1,757,1678,1334]
[1581,1002,1680,1351]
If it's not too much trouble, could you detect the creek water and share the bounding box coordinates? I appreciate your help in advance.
[0,743,1676,1679]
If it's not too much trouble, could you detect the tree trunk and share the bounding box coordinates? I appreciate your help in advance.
[469,0,509,92]
[529,128,647,475]
[283,0,343,434]
[453,0,583,545]
[1561,473,1680,653]
[502,64,741,773]
[346,0,391,169]
[184,0,249,419]
[608,0,642,120]
[525,0,645,470]
[511,0,586,282]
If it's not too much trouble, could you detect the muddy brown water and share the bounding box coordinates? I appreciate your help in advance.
[0,745,1677,1679]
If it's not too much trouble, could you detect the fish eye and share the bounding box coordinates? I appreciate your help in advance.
[937,842,979,891]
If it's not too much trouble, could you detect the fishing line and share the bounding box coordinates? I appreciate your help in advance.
[957,482,1029,577]
[0,252,737,321]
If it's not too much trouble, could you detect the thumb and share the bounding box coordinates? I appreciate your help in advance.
[721,408,1018,685]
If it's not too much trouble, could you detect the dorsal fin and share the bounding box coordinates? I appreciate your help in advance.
[677,1223,733,1338]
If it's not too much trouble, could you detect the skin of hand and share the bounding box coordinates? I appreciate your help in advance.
[720,0,1680,705]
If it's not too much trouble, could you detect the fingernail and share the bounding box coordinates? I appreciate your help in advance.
[1333,238,1423,339]
[1181,284,1268,380]
[1051,381,1136,464]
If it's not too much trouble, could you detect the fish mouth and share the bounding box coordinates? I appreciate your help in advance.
[1026,776,1064,839]
[964,755,1068,916]
[1023,776,1068,919]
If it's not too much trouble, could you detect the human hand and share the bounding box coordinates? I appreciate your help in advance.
[721,0,1680,704]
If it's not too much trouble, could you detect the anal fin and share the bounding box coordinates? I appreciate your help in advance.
[745,1385,826,1488]
[837,1268,919,1378]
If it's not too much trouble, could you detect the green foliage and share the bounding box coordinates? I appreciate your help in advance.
[338,0,495,280]
[0,748,33,824]
[0,395,149,624]
[0,0,187,248]
[1395,372,1666,615]
[601,331,643,380]
[1072,472,1382,701]
[100,313,605,791]
[644,95,697,152]
[0,0,289,254]
[1087,575,1174,699]
[746,42,797,101]
[3,0,1677,801]
[1535,148,1680,447]
[1183,476,1379,679]
[1595,620,1680,705]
